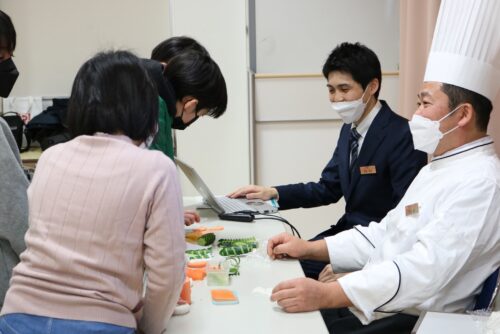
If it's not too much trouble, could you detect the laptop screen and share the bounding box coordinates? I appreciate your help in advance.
[174,157,225,214]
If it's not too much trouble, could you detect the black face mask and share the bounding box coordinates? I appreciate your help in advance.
[172,113,198,130]
[0,58,19,98]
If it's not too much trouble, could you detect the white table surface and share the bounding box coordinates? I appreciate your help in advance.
[413,311,489,334]
[165,197,328,334]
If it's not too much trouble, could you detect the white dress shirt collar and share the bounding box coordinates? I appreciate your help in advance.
[350,100,382,152]
[352,100,382,137]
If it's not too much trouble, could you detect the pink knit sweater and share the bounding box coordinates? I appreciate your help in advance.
[1,134,186,334]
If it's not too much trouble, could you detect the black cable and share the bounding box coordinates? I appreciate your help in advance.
[233,210,302,239]
[257,214,301,239]
[254,217,301,239]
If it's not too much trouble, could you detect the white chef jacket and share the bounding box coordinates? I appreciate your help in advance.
[326,136,500,324]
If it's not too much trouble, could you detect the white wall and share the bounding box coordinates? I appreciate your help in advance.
[0,0,170,97]
[170,0,251,196]
[255,0,400,73]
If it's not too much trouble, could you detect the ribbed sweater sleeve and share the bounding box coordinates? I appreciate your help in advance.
[140,156,185,334]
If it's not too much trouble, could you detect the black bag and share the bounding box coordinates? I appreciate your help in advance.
[0,111,28,152]
[25,98,71,151]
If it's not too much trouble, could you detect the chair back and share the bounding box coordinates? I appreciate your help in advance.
[474,268,500,310]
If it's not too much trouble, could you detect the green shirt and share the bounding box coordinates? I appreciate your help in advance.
[150,96,174,160]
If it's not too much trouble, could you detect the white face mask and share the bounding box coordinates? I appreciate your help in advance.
[331,90,368,124]
[409,105,463,154]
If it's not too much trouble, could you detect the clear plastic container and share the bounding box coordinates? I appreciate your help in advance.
[206,259,230,286]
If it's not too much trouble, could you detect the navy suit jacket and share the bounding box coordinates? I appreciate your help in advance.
[275,100,427,232]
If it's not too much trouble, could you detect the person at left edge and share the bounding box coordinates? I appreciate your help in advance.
[0,10,19,98]
[0,9,29,308]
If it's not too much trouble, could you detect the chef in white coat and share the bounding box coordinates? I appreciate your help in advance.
[267,0,500,333]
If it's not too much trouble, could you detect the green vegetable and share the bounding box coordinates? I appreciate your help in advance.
[226,256,241,276]
[219,245,253,256]
[197,233,215,246]
[185,247,212,260]
[217,237,258,249]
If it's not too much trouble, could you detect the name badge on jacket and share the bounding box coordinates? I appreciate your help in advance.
[359,165,377,175]
[405,203,419,216]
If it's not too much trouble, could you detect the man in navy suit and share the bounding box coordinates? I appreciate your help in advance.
[229,42,427,279]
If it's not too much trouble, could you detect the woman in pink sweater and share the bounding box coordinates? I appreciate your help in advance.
[0,51,186,334]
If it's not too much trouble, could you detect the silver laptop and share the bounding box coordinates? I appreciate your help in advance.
[175,157,278,215]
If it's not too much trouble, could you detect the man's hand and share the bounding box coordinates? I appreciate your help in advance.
[267,232,309,260]
[271,278,331,312]
[318,264,348,283]
[227,185,278,200]
[271,278,352,312]
[268,233,329,262]
[184,210,200,226]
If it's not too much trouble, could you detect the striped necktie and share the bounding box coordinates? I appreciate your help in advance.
[350,127,361,173]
